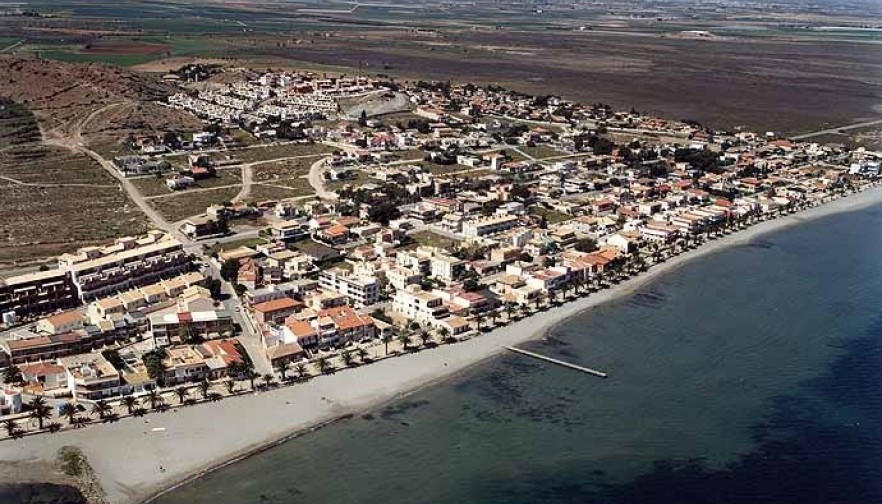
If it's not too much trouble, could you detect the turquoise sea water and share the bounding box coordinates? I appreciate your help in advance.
[154,202,882,504]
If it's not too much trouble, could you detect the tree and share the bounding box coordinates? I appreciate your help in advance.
[59,402,78,425]
[341,349,354,367]
[3,419,21,439]
[504,302,516,321]
[175,386,190,405]
[275,360,289,382]
[225,380,236,395]
[220,258,240,282]
[574,238,598,253]
[28,397,52,430]
[317,357,333,375]
[474,312,486,331]
[142,350,167,387]
[198,380,211,400]
[246,369,259,390]
[397,333,411,351]
[381,333,393,355]
[418,330,431,347]
[121,395,139,415]
[358,109,368,127]
[145,389,165,410]
[71,417,90,429]
[439,327,453,344]
[262,373,276,388]
[90,400,112,420]
[357,347,369,363]
[3,364,23,386]
[294,362,309,381]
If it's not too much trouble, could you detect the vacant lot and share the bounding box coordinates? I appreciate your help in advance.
[406,231,461,251]
[0,184,148,267]
[151,186,242,222]
[133,169,242,197]
[530,206,572,224]
[249,184,311,202]
[520,145,568,160]
[0,100,149,266]
[235,142,336,164]
[253,158,314,182]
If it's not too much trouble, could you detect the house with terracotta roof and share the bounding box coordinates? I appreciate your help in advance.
[36,310,83,335]
[282,318,319,349]
[199,338,245,380]
[252,297,304,325]
[315,223,351,245]
[19,361,67,393]
[318,305,377,344]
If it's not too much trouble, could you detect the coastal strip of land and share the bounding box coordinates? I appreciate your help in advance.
[1,185,880,504]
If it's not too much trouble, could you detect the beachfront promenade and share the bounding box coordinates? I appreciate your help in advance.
[0,183,880,504]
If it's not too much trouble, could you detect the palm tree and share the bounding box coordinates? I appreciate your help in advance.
[174,386,190,405]
[198,380,211,400]
[275,360,290,382]
[316,356,332,375]
[120,395,139,415]
[341,349,354,367]
[474,312,486,331]
[357,347,369,363]
[2,364,24,386]
[224,380,236,395]
[246,370,259,390]
[489,309,499,327]
[504,302,516,321]
[28,397,52,430]
[59,402,78,425]
[381,333,393,355]
[145,389,164,410]
[294,362,309,381]
[438,326,453,344]
[90,400,112,420]
[262,373,275,388]
[3,419,21,438]
[71,417,89,429]
[397,333,411,352]
[418,330,432,347]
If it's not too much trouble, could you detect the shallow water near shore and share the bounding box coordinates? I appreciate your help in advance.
[153,202,882,504]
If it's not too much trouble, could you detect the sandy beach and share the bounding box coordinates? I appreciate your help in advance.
[1,186,881,504]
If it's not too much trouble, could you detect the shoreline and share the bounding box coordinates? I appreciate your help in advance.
[2,186,881,504]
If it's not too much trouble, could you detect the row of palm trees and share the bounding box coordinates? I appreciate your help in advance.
[5,186,863,441]
[1,369,303,440]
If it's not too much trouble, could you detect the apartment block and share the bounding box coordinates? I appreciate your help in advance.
[392,285,450,328]
[318,268,380,308]
[58,232,190,301]
[0,269,77,321]
[461,214,520,238]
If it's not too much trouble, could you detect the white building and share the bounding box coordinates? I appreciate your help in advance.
[462,215,520,238]
[318,268,380,308]
[392,285,450,328]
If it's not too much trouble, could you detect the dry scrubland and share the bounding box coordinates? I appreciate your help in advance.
[0,101,147,268]
[151,186,243,222]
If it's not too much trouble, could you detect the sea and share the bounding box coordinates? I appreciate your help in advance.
[153,201,882,504]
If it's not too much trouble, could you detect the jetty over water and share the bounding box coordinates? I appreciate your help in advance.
[504,346,608,378]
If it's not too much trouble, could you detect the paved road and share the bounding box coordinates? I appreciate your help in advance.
[44,104,272,373]
[791,118,882,140]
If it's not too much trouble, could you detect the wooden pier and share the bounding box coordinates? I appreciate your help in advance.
[504,346,608,378]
